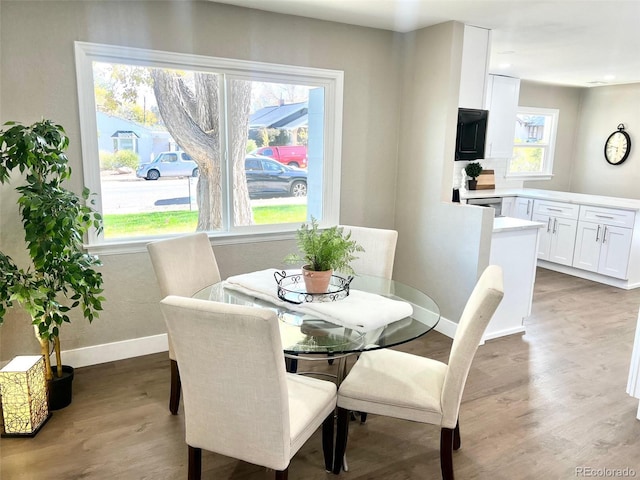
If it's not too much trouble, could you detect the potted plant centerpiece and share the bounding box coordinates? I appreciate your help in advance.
[465,161,483,190]
[0,120,105,410]
[285,218,364,293]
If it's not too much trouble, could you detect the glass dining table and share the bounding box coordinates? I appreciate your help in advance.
[193,273,441,383]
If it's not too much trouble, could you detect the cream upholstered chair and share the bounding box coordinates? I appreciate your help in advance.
[160,296,338,480]
[339,225,398,279]
[333,265,504,479]
[147,232,221,415]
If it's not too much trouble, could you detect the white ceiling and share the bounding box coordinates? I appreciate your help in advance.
[212,0,640,88]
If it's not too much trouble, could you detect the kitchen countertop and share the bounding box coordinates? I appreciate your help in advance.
[461,188,640,211]
[493,216,545,233]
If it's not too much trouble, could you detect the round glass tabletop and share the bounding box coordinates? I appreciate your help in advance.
[193,274,440,356]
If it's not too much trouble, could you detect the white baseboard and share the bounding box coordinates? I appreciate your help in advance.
[57,334,168,369]
[482,326,525,343]
[433,315,457,339]
[538,260,639,290]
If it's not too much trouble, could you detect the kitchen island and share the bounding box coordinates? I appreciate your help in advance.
[484,216,544,341]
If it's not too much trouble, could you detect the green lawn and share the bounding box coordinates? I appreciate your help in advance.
[103,204,307,238]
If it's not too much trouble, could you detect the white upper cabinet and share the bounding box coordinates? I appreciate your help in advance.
[458,25,491,109]
[484,75,520,159]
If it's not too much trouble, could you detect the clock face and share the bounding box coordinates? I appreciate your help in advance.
[605,129,631,165]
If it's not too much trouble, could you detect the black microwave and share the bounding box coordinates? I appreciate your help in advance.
[455,108,488,161]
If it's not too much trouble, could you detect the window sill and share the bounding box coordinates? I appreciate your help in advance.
[85,230,296,256]
[505,173,554,181]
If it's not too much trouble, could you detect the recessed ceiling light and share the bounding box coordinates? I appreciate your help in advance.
[604,74,615,81]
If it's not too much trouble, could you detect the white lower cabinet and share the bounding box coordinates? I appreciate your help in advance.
[533,213,578,266]
[573,221,633,279]
[512,197,533,220]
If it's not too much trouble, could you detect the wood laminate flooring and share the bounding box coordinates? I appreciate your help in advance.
[2,268,640,479]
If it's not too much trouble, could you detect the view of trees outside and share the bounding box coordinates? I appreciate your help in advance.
[511,113,551,173]
[92,62,312,237]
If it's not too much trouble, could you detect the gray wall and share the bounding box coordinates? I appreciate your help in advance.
[0,0,405,361]
[570,83,640,198]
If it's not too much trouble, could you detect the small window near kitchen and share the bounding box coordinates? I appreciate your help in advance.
[508,106,559,179]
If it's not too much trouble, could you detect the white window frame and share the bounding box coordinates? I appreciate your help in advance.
[507,106,559,181]
[74,41,343,254]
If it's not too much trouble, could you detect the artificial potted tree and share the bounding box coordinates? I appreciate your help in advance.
[0,120,105,410]
[285,217,364,293]
[465,161,483,190]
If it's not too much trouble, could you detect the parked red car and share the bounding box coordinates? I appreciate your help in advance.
[251,145,308,168]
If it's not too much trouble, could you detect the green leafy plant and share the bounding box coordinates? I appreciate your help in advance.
[0,120,105,380]
[285,217,364,274]
[464,161,483,179]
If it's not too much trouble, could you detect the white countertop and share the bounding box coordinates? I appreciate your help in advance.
[461,188,640,211]
[493,216,545,233]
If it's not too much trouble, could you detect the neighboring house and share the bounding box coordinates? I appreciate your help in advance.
[96,111,173,165]
[249,101,308,144]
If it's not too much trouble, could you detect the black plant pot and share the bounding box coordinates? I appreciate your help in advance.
[49,365,74,411]
[468,179,478,190]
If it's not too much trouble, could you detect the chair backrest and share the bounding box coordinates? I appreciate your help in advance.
[160,296,292,470]
[147,232,221,298]
[339,225,398,279]
[440,265,504,427]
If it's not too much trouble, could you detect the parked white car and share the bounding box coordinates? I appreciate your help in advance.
[136,151,198,180]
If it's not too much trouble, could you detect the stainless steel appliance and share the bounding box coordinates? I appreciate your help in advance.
[466,197,503,216]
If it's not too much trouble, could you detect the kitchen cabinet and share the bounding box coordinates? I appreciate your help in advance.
[532,200,579,266]
[501,197,515,217]
[572,206,635,279]
[512,197,533,219]
[459,26,490,109]
[484,75,520,159]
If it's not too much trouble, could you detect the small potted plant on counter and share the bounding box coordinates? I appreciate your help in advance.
[465,161,483,190]
[285,217,364,293]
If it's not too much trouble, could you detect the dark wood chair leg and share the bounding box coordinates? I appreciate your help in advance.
[322,412,335,471]
[275,468,289,480]
[359,412,368,423]
[188,445,202,480]
[440,427,455,480]
[170,359,181,415]
[333,407,350,474]
[285,355,298,373]
[453,420,461,450]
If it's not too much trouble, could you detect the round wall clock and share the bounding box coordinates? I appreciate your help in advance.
[604,123,631,165]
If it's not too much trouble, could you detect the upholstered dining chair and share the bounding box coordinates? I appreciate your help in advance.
[339,225,398,279]
[333,265,504,480]
[160,296,338,480]
[147,232,221,415]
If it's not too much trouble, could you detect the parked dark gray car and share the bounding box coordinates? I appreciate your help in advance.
[245,155,307,197]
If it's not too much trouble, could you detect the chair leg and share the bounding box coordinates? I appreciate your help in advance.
[285,355,298,373]
[440,427,455,480]
[453,420,461,450]
[275,468,289,480]
[322,412,335,471]
[170,359,181,415]
[333,407,350,474]
[188,445,202,480]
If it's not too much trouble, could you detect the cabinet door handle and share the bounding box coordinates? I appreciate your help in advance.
[596,225,601,242]
[547,217,552,233]
[552,218,557,234]
[603,226,608,243]
[595,214,614,219]
[526,200,531,215]
[547,208,562,212]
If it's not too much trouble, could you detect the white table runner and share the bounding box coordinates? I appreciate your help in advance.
[225,269,413,332]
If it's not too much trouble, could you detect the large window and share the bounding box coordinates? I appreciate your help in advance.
[75,42,343,249]
[508,106,559,179]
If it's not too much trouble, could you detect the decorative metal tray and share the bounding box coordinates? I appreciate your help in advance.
[274,270,353,304]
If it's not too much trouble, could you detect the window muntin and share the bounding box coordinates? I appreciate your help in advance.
[75,42,343,248]
[508,107,559,179]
